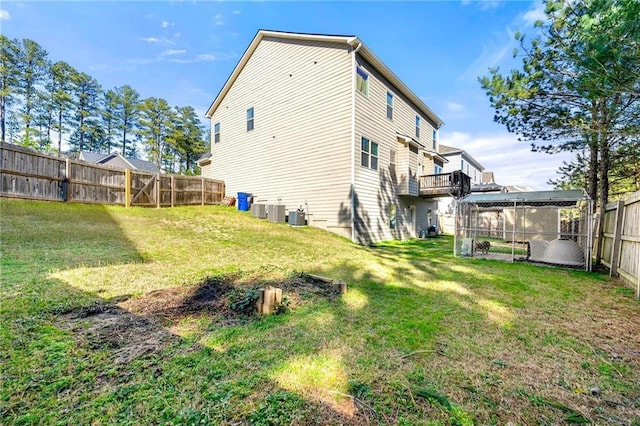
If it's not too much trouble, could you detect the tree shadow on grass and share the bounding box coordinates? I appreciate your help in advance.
[3,201,638,424]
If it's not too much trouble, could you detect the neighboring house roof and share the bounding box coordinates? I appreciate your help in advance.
[205,30,444,129]
[78,151,106,163]
[438,144,484,172]
[196,152,212,166]
[79,151,160,173]
[471,182,504,193]
[482,171,495,184]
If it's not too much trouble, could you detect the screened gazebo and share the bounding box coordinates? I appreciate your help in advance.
[454,190,593,271]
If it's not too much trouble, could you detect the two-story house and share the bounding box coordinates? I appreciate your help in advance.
[200,30,469,244]
[439,144,484,186]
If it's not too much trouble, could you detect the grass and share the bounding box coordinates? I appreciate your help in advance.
[1,199,639,425]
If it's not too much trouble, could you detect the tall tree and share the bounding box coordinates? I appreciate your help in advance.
[17,39,49,147]
[168,105,206,175]
[0,36,21,142]
[70,72,102,153]
[113,85,140,156]
[101,89,119,154]
[139,97,175,170]
[479,0,640,261]
[48,61,77,154]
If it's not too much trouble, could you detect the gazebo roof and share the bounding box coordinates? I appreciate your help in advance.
[458,190,589,207]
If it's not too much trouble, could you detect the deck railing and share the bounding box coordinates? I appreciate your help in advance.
[418,171,471,198]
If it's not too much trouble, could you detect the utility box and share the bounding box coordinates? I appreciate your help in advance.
[288,210,305,226]
[251,203,267,219]
[267,204,286,223]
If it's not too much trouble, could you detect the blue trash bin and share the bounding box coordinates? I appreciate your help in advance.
[237,192,251,211]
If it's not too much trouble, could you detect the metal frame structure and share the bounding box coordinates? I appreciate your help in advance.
[454,190,593,271]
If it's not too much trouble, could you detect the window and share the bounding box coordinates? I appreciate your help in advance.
[214,122,220,143]
[461,159,464,170]
[390,149,396,170]
[356,67,368,96]
[389,204,396,230]
[386,92,393,120]
[246,107,254,131]
[415,116,420,138]
[434,165,443,174]
[360,137,378,170]
[432,129,437,150]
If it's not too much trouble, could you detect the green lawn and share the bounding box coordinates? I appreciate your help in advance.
[1,199,639,425]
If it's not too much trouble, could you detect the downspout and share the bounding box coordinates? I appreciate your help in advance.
[350,39,362,243]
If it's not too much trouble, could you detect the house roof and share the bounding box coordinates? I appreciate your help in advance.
[79,151,160,173]
[438,144,484,171]
[459,189,589,207]
[205,30,444,128]
[79,151,107,163]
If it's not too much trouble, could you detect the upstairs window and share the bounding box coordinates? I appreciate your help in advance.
[214,122,220,143]
[246,107,254,131]
[386,92,393,120]
[361,137,378,170]
[356,67,368,96]
[415,116,420,138]
[432,129,437,150]
[434,165,443,174]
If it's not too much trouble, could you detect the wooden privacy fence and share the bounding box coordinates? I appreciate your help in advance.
[594,190,640,298]
[0,143,224,207]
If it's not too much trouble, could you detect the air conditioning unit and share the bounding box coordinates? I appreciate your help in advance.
[288,210,305,226]
[267,204,286,223]
[251,203,267,219]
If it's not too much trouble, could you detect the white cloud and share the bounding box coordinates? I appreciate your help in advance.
[215,13,224,26]
[461,27,516,81]
[461,0,503,10]
[446,101,465,112]
[521,1,547,26]
[141,36,175,45]
[168,51,236,64]
[0,9,9,20]
[440,131,575,190]
[161,20,174,28]
[161,49,186,56]
[232,10,241,15]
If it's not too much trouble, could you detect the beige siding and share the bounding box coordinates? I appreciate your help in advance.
[353,56,438,243]
[202,37,353,238]
[442,152,483,184]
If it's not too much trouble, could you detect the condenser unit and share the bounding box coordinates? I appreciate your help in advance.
[267,204,286,223]
[251,203,267,219]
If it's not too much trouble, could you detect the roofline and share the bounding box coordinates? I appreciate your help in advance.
[205,30,445,128]
[440,145,484,172]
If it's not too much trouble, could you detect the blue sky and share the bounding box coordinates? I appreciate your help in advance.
[1,0,574,189]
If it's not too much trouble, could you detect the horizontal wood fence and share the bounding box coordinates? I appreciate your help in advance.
[1,143,224,207]
[594,190,640,298]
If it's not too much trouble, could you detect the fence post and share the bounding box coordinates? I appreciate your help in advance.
[156,173,161,208]
[201,176,205,206]
[65,158,71,202]
[609,200,626,277]
[125,168,131,208]
[170,175,175,208]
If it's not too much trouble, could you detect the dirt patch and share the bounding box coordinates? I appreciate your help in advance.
[57,304,180,364]
[119,273,341,323]
[57,273,341,364]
